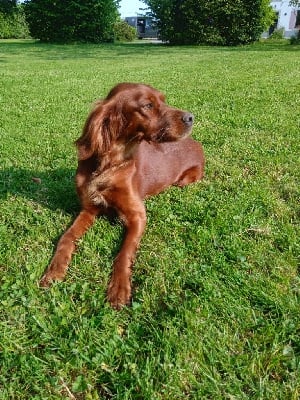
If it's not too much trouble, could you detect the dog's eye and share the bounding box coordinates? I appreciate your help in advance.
[143,103,153,110]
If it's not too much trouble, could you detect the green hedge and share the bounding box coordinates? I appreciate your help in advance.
[144,0,275,45]
[0,8,30,39]
[24,0,119,43]
[114,20,136,42]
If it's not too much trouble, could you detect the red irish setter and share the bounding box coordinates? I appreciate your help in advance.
[40,83,205,309]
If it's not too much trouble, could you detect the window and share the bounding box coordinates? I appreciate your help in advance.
[296,10,300,27]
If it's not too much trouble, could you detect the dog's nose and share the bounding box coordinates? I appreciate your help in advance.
[182,112,194,126]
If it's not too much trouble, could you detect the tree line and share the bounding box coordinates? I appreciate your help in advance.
[1,0,298,45]
[0,0,135,42]
[0,0,29,38]
[144,0,275,45]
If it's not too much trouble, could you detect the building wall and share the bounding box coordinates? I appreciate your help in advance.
[124,16,158,39]
[266,1,300,37]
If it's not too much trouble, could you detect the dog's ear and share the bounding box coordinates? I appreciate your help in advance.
[75,100,124,160]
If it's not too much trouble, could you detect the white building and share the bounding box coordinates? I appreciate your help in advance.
[267,1,300,37]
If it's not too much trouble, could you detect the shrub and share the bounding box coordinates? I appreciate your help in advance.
[0,8,30,39]
[290,29,300,44]
[114,20,136,42]
[269,27,285,39]
[144,0,275,46]
[24,0,118,43]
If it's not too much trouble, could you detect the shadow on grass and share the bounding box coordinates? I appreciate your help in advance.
[0,40,171,60]
[0,166,79,214]
[0,39,298,61]
[0,166,124,269]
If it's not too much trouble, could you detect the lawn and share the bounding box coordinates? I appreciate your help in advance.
[0,39,299,399]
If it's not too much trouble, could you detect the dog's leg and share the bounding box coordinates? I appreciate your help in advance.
[175,165,204,187]
[107,202,146,309]
[40,208,99,287]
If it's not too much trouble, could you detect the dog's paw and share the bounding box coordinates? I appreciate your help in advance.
[107,276,131,310]
[39,264,66,288]
[39,273,53,288]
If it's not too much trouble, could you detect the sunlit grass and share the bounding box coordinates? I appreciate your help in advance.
[0,39,299,399]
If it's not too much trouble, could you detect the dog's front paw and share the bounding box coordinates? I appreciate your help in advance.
[39,273,52,288]
[39,263,67,288]
[107,275,131,310]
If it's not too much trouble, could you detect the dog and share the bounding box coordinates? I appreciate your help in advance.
[40,83,205,309]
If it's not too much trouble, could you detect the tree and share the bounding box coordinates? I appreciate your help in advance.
[143,0,275,45]
[0,0,17,15]
[114,19,137,42]
[0,1,29,39]
[289,1,300,6]
[24,0,119,43]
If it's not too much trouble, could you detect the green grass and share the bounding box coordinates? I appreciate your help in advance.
[0,39,299,399]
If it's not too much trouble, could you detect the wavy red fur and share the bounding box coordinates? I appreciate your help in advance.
[40,83,205,309]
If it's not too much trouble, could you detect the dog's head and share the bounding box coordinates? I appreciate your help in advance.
[76,83,194,160]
